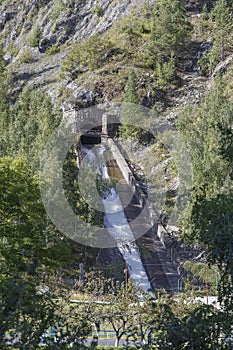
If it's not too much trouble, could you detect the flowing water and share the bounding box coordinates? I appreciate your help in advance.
[82,145,151,292]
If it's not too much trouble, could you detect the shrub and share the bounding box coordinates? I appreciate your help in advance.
[61,34,114,78]
[18,49,33,63]
[91,5,104,17]
[6,42,19,57]
[49,0,65,22]
[154,53,176,88]
[28,25,41,47]
[46,44,60,56]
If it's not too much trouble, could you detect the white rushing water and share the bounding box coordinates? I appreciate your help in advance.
[82,145,151,292]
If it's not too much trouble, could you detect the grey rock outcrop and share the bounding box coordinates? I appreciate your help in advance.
[0,0,155,103]
[0,0,155,51]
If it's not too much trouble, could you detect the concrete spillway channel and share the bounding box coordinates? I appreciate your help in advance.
[81,145,151,292]
[80,141,179,294]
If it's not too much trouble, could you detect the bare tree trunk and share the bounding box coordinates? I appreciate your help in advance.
[115,336,120,347]
[115,331,123,347]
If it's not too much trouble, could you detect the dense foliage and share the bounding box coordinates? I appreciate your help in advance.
[200,0,233,74]
[178,76,233,305]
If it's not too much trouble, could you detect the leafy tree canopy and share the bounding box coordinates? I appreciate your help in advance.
[177,76,233,302]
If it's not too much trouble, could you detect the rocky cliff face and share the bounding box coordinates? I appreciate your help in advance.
[0,0,155,105]
[1,0,151,50]
[1,0,232,113]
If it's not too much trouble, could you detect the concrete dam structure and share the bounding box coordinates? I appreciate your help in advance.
[63,108,179,293]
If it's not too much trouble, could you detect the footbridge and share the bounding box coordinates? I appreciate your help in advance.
[63,108,179,294]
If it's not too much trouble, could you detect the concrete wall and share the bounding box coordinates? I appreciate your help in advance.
[106,138,148,208]
[63,109,154,230]
[63,109,107,134]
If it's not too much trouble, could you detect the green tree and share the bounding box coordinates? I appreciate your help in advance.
[0,156,77,273]
[117,290,227,349]
[124,69,139,105]
[200,0,233,74]
[4,86,61,170]
[177,76,233,301]
[154,52,176,88]
[147,0,191,84]
[0,158,61,345]
[150,0,189,52]
[28,25,41,48]
[96,280,142,347]
[120,70,143,139]
[62,148,101,264]
[0,156,95,346]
